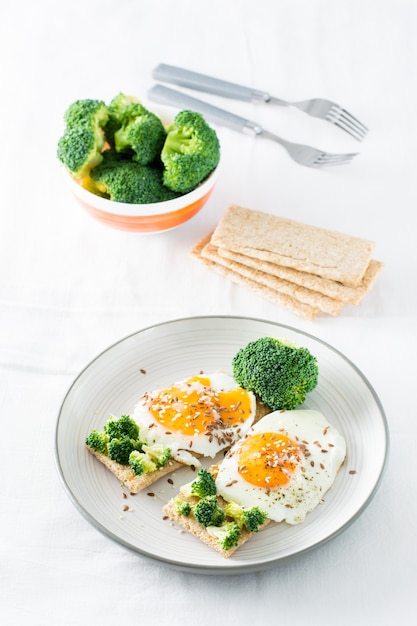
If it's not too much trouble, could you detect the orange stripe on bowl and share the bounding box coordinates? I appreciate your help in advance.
[73,186,215,233]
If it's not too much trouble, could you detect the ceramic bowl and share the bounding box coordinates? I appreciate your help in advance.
[65,165,218,234]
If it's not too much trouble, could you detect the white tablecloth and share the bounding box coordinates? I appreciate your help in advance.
[1,1,415,624]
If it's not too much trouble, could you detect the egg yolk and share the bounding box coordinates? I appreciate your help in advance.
[237,432,303,488]
[145,376,253,437]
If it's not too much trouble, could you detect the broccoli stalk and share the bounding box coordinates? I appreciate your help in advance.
[57,99,109,179]
[161,110,220,193]
[223,501,268,533]
[128,443,171,476]
[106,93,167,165]
[174,498,192,517]
[232,337,319,410]
[206,521,241,551]
[128,450,157,476]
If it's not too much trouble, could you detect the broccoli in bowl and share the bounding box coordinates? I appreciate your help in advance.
[57,94,220,205]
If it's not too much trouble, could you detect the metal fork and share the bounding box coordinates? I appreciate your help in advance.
[148,85,358,168]
[153,64,368,141]
[282,98,368,141]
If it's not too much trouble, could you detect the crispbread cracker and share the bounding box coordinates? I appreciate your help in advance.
[191,235,320,320]
[163,492,271,558]
[86,447,183,493]
[201,240,344,315]
[211,205,375,287]
[217,247,383,305]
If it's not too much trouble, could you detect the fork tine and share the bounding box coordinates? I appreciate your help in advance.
[314,152,358,166]
[335,116,368,141]
[327,105,368,140]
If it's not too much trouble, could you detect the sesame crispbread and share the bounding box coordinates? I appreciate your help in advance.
[210,205,375,287]
[191,235,321,321]
[216,246,384,306]
[200,239,344,316]
[86,447,183,493]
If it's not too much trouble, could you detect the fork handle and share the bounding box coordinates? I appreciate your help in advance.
[148,84,261,134]
[152,63,271,104]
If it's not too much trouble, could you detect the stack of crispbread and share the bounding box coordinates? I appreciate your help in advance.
[191,205,383,320]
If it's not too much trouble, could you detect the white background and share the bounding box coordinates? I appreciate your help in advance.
[1,1,415,624]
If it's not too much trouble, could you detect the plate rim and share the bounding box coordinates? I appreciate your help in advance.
[54,314,390,574]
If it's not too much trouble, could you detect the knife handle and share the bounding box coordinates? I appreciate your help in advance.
[148,84,260,135]
[152,63,268,103]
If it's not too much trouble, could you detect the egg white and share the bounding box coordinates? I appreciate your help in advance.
[215,409,347,525]
[131,372,257,467]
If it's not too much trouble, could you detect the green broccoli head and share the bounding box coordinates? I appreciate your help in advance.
[105,93,167,165]
[232,337,319,411]
[57,99,109,179]
[103,415,140,441]
[224,501,268,533]
[161,110,220,194]
[107,436,139,465]
[85,430,110,454]
[128,450,158,476]
[193,495,225,527]
[206,521,241,551]
[90,159,179,204]
[190,468,217,498]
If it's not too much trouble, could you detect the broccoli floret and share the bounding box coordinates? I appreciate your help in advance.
[161,110,220,193]
[85,430,110,454]
[193,495,225,527]
[142,443,171,468]
[190,468,217,498]
[103,415,140,441]
[206,521,241,551]
[232,337,319,410]
[128,443,170,476]
[224,502,268,533]
[174,498,192,517]
[128,450,158,476]
[105,93,167,165]
[117,415,140,439]
[90,159,179,204]
[57,99,109,179]
[107,436,139,465]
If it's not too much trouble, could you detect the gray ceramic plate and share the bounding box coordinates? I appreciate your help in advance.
[55,316,389,574]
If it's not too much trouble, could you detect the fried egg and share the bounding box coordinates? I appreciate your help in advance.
[215,409,346,525]
[131,372,256,467]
